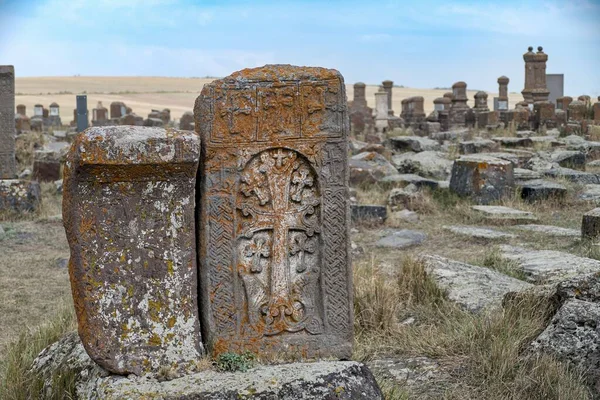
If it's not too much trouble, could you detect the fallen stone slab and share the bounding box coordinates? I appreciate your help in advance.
[458,139,499,155]
[31,333,384,400]
[389,136,441,152]
[579,184,600,203]
[378,173,439,190]
[392,151,453,180]
[518,179,567,202]
[529,299,600,396]
[550,150,586,170]
[492,136,533,148]
[422,255,532,312]
[443,225,515,240]
[375,229,427,249]
[351,204,387,225]
[450,154,514,204]
[472,205,537,224]
[544,167,600,184]
[514,168,542,181]
[350,151,398,186]
[514,224,580,237]
[499,245,600,284]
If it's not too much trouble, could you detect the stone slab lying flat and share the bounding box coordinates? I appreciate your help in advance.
[500,245,600,284]
[31,333,384,400]
[378,173,439,190]
[514,224,580,237]
[579,184,600,203]
[518,179,567,202]
[422,255,532,312]
[443,225,515,240]
[375,229,427,249]
[472,205,538,224]
[544,167,600,184]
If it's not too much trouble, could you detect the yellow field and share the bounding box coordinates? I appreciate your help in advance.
[15,76,523,124]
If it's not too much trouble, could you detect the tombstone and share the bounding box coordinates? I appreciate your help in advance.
[48,102,62,127]
[522,46,549,104]
[568,101,587,122]
[76,95,89,133]
[381,80,394,116]
[497,76,510,111]
[534,101,556,129]
[144,117,164,127]
[160,109,171,124]
[179,111,195,131]
[433,97,446,112]
[374,89,389,133]
[594,97,600,123]
[119,113,144,126]
[578,95,592,106]
[546,74,564,104]
[15,114,31,134]
[16,104,26,116]
[92,101,109,126]
[582,208,600,240]
[474,91,489,112]
[34,104,44,117]
[443,92,454,101]
[349,82,373,136]
[0,66,17,179]
[450,155,514,204]
[556,96,573,111]
[64,126,202,375]
[110,101,127,119]
[195,65,352,360]
[449,81,470,127]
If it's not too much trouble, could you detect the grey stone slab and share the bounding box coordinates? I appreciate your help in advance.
[514,224,580,237]
[450,155,514,204]
[443,225,515,240]
[500,245,600,284]
[378,173,439,190]
[471,205,537,224]
[579,184,600,202]
[391,151,453,180]
[351,204,387,225]
[375,229,427,249]
[518,179,567,202]
[350,151,398,185]
[422,255,532,312]
[389,136,441,152]
[514,168,542,181]
[544,167,600,184]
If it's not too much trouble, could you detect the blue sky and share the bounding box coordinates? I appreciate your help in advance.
[0,0,599,96]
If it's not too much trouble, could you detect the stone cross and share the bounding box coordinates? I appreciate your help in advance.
[0,65,16,179]
[195,65,352,360]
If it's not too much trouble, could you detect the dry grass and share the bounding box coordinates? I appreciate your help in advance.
[353,253,591,399]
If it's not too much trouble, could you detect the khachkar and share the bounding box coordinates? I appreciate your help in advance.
[522,46,550,104]
[195,65,353,360]
[0,65,16,179]
[63,126,202,375]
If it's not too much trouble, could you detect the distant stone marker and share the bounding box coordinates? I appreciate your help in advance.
[0,65,16,179]
[195,65,353,360]
[76,95,88,133]
[64,126,202,375]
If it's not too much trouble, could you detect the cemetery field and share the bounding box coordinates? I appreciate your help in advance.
[14,76,523,123]
[0,178,595,398]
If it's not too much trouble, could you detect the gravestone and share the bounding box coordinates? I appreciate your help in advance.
[76,95,89,133]
[594,97,600,123]
[449,81,470,127]
[349,82,373,136]
[374,88,389,133]
[195,65,353,360]
[522,46,549,104]
[179,111,195,130]
[64,126,202,375]
[0,66,16,179]
[381,80,394,115]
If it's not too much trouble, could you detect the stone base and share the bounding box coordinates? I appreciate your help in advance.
[31,333,383,400]
[0,179,41,212]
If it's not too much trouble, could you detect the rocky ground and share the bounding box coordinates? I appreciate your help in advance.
[3,125,600,398]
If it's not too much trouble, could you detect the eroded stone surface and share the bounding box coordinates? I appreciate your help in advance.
[0,179,41,212]
[472,205,537,224]
[195,65,353,360]
[0,65,16,179]
[375,229,427,249]
[443,225,515,240]
[514,224,580,237]
[63,126,202,375]
[450,154,514,204]
[422,255,532,312]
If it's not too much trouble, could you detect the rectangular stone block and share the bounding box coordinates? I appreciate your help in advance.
[63,126,202,376]
[195,65,353,360]
[0,66,16,179]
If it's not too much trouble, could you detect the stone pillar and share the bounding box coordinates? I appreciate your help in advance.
[594,97,600,123]
[0,66,16,179]
[443,92,454,102]
[568,101,587,122]
[353,82,367,108]
[382,80,394,116]
[433,98,445,112]
[474,91,489,112]
[449,81,470,127]
[374,89,389,132]
[195,65,352,361]
[578,95,591,106]
[534,101,556,129]
[497,76,509,111]
[110,101,126,119]
[522,46,549,104]
[16,104,26,116]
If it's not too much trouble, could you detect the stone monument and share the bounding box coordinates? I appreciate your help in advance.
[349,82,373,136]
[63,126,202,375]
[522,46,550,104]
[195,65,353,360]
[381,80,394,116]
[0,66,16,179]
[449,81,470,127]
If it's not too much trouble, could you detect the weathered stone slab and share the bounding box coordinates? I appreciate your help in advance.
[32,150,62,182]
[389,136,441,152]
[63,126,202,375]
[514,224,580,237]
[0,179,41,212]
[349,151,397,186]
[579,184,600,203]
[458,139,499,155]
[472,205,538,224]
[31,333,383,400]
[518,179,567,202]
[0,65,17,179]
[514,168,542,181]
[375,229,427,249]
[499,245,600,284]
[195,65,353,360]
[351,204,387,225]
[544,167,600,184]
[450,155,514,204]
[378,173,439,190]
[582,208,600,240]
[392,151,452,180]
[443,225,515,240]
[422,255,532,312]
